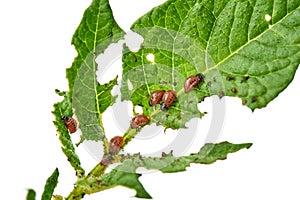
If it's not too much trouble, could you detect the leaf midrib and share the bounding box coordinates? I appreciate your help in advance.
[93,2,103,127]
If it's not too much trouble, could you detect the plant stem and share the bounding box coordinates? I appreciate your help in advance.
[65,87,191,199]
[122,127,137,147]
[66,127,137,199]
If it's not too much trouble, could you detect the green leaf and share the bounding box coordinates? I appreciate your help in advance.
[100,162,152,199]
[26,189,36,200]
[97,76,118,113]
[100,141,251,198]
[118,141,251,172]
[121,0,300,130]
[67,0,124,95]
[68,0,125,142]
[52,90,85,177]
[159,141,252,172]
[41,168,59,200]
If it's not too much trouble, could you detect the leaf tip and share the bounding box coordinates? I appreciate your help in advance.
[26,189,36,200]
[245,143,253,149]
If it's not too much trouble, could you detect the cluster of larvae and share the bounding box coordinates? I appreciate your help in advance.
[61,73,205,161]
[129,73,205,129]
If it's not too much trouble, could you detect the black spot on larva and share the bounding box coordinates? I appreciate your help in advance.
[226,77,234,81]
[213,77,217,82]
[165,114,169,118]
[207,81,212,87]
[189,101,193,104]
[163,81,168,84]
[251,97,257,103]
[173,82,177,86]
[192,112,197,114]
[241,76,250,83]
[162,152,167,157]
[231,88,237,93]
[242,100,247,105]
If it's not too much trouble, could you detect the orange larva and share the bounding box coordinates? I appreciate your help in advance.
[149,90,165,106]
[130,114,149,129]
[109,136,124,155]
[61,116,77,134]
[161,90,176,111]
[184,73,205,93]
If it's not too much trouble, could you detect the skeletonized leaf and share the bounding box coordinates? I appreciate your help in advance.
[121,0,300,130]
[41,168,59,200]
[52,90,85,177]
[68,0,125,142]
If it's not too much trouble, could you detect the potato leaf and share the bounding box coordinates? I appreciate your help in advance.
[99,141,251,198]
[100,168,152,199]
[67,0,125,142]
[159,141,252,172]
[98,76,118,113]
[67,0,124,94]
[26,189,36,200]
[121,0,300,130]
[52,90,85,177]
[41,168,59,200]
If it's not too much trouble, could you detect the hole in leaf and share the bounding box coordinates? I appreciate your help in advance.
[265,14,272,22]
[146,53,155,63]
[127,79,133,90]
[134,105,143,113]
[125,31,144,52]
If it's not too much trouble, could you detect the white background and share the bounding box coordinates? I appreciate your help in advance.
[1,0,300,199]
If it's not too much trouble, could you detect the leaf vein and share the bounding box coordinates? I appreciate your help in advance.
[204,4,300,75]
